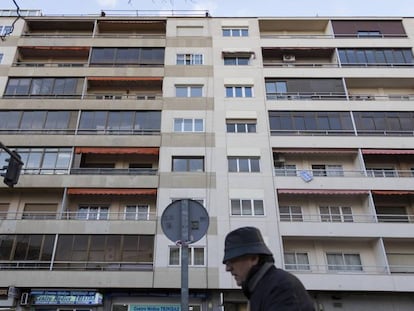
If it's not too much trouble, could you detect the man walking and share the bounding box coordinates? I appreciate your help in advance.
[223,226,315,311]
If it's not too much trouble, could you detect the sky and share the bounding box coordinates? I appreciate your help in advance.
[5,0,414,17]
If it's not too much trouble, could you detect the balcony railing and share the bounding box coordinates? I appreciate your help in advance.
[280,213,377,223]
[266,92,347,100]
[0,260,153,271]
[13,62,87,67]
[1,93,162,100]
[284,264,389,274]
[1,211,157,221]
[70,168,158,175]
[263,62,340,68]
[341,63,414,68]
[275,168,414,178]
[349,94,414,101]
[261,34,334,39]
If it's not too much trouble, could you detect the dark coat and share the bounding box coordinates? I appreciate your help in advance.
[243,263,315,311]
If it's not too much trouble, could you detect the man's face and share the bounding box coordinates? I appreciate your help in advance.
[225,255,259,286]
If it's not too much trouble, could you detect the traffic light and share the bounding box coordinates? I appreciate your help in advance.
[1,151,23,188]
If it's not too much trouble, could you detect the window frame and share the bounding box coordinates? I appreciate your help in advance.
[326,252,363,271]
[174,118,205,132]
[168,245,206,266]
[226,119,257,133]
[225,86,253,98]
[230,199,265,216]
[228,156,260,173]
[172,156,205,172]
[284,252,310,271]
[222,27,249,37]
[176,53,204,65]
[279,206,303,222]
[76,205,109,220]
[319,206,353,222]
[175,85,203,98]
[124,205,150,221]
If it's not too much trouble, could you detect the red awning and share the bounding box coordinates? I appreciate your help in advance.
[87,77,162,81]
[277,189,369,195]
[22,46,90,51]
[67,188,157,196]
[74,147,159,155]
[273,148,357,154]
[361,149,414,155]
[372,190,414,195]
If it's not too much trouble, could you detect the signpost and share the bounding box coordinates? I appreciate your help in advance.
[161,199,209,311]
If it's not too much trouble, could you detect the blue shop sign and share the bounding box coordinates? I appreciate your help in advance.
[30,291,103,305]
[130,305,180,311]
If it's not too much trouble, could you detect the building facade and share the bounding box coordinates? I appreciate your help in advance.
[1,9,414,311]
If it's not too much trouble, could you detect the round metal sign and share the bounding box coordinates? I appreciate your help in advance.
[161,199,209,243]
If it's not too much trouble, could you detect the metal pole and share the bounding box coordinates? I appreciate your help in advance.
[181,199,189,311]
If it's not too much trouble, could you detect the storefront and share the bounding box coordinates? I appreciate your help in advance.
[28,290,103,311]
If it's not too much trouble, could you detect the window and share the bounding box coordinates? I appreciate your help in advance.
[268,111,354,135]
[226,119,256,133]
[231,199,264,216]
[357,30,382,37]
[0,234,55,262]
[22,203,57,220]
[274,164,297,176]
[175,85,203,98]
[55,235,154,266]
[76,205,109,220]
[5,78,79,97]
[222,28,249,37]
[228,157,260,172]
[172,156,204,172]
[265,81,288,99]
[338,48,413,66]
[0,147,71,174]
[90,48,165,66]
[125,205,150,220]
[353,111,414,135]
[174,118,204,132]
[326,253,362,271]
[0,110,72,133]
[279,206,303,222]
[284,252,310,270]
[224,56,250,65]
[78,110,161,134]
[176,54,203,65]
[169,246,205,266]
[0,53,3,63]
[225,86,253,98]
[312,164,344,177]
[366,167,397,177]
[320,206,353,222]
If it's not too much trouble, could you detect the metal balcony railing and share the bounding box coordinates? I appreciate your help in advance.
[266,92,347,100]
[341,63,414,68]
[284,264,389,274]
[12,62,87,67]
[349,94,414,101]
[263,62,340,68]
[0,260,153,271]
[70,168,158,175]
[274,168,365,177]
[260,34,334,39]
[0,211,157,221]
[279,213,377,223]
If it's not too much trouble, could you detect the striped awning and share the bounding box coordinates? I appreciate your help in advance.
[67,188,157,196]
[74,147,159,155]
[362,149,414,155]
[277,189,369,195]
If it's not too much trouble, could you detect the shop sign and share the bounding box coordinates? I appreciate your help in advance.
[30,291,103,305]
[130,305,180,311]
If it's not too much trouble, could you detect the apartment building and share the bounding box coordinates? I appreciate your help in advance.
[0,9,414,311]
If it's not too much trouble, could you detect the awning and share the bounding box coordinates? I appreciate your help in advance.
[372,190,414,195]
[21,46,90,51]
[222,51,255,57]
[74,147,159,155]
[273,148,357,154]
[362,149,414,155]
[87,77,162,81]
[67,188,157,196]
[277,189,370,195]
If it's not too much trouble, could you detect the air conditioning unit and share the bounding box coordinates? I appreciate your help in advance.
[20,292,30,306]
[283,55,296,62]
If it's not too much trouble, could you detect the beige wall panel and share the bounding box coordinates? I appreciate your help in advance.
[163,97,214,110]
[164,65,213,77]
[159,172,216,188]
[153,268,209,288]
[161,133,215,147]
[167,37,212,47]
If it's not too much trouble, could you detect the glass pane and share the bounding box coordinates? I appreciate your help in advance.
[176,87,188,97]
[231,200,241,215]
[173,158,187,172]
[183,119,192,131]
[169,247,180,265]
[226,87,233,97]
[174,119,183,132]
[194,119,203,132]
[235,87,243,97]
[250,158,260,172]
[244,87,252,97]
[189,158,203,171]
[193,248,204,265]
[238,158,249,172]
[228,158,238,172]
[253,200,264,215]
[227,123,236,133]
[190,86,202,97]
[125,206,137,220]
[241,200,252,215]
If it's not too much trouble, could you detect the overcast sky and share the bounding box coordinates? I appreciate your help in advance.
[6,0,414,17]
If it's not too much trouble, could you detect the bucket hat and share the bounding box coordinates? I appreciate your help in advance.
[223,226,272,263]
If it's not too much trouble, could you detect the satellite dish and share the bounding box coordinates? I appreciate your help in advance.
[161,199,209,244]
